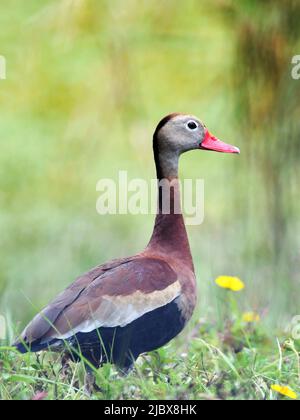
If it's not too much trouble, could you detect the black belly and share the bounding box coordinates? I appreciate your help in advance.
[66,299,186,369]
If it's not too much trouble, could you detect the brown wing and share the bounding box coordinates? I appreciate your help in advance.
[16,257,134,345]
[18,257,180,346]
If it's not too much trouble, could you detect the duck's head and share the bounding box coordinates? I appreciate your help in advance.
[154,113,240,156]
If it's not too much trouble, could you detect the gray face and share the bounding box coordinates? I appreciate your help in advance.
[156,115,206,155]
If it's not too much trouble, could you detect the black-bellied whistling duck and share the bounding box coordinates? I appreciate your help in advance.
[14,114,239,391]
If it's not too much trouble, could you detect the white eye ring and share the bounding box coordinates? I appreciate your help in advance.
[186,120,198,131]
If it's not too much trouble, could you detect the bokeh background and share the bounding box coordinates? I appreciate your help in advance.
[1,0,300,334]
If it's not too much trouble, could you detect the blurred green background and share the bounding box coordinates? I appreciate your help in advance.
[0,0,300,333]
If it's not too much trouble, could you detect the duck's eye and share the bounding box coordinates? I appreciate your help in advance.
[186,121,198,131]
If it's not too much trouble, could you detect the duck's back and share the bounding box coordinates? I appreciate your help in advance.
[14,255,195,369]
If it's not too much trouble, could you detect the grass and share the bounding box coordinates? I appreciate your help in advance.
[1,305,299,400]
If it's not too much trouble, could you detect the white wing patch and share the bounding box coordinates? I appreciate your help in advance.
[52,280,181,340]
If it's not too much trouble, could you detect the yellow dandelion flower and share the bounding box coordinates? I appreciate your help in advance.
[215,276,245,292]
[271,384,297,400]
[242,312,260,323]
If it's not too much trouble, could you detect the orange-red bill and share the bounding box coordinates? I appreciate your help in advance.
[201,130,240,154]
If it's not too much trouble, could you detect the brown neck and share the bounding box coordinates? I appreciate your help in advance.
[147,142,194,271]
